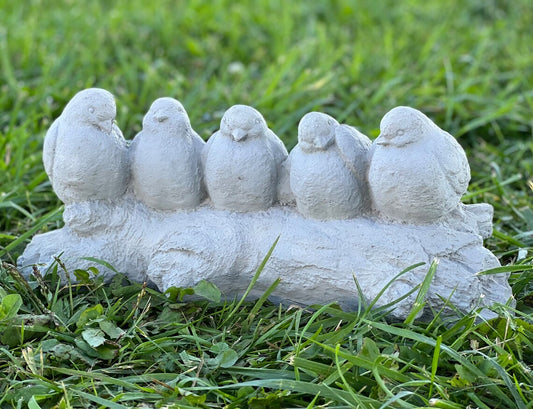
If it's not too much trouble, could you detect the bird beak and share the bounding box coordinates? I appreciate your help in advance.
[299,140,312,152]
[314,136,332,150]
[99,119,114,134]
[232,129,247,141]
[376,134,391,146]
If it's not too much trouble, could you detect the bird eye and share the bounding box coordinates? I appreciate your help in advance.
[88,106,95,114]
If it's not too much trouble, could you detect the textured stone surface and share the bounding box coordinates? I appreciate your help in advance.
[18,89,514,320]
[290,112,372,219]
[18,198,510,320]
[43,88,130,205]
[130,97,206,211]
[202,105,288,212]
[368,106,471,223]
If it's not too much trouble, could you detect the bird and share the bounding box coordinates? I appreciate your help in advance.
[43,88,129,205]
[130,97,206,211]
[202,104,288,212]
[289,112,372,220]
[367,106,471,224]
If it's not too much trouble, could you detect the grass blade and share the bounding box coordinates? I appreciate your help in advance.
[70,389,130,409]
[429,334,442,399]
[476,264,533,276]
[221,236,279,326]
[404,258,439,325]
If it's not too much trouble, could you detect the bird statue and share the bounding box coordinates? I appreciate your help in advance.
[368,106,471,224]
[202,104,288,212]
[130,97,206,211]
[43,88,129,205]
[289,112,372,220]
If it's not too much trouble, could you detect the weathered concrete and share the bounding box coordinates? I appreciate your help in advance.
[18,90,513,320]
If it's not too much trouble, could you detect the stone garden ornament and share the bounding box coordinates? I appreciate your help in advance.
[202,104,289,212]
[18,88,513,320]
[368,106,471,224]
[131,97,206,211]
[43,88,129,205]
[290,112,372,219]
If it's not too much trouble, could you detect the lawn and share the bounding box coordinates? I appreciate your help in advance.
[1,0,532,407]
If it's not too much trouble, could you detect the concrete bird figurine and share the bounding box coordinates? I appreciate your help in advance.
[43,88,129,205]
[130,97,206,211]
[368,106,471,223]
[202,104,288,212]
[289,112,372,219]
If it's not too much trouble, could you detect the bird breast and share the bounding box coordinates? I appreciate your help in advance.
[131,132,202,210]
[53,125,129,203]
[290,148,361,219]
[368,141,463,222]
[205,137,277,211]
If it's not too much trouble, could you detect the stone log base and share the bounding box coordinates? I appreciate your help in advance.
[18,197,512,320]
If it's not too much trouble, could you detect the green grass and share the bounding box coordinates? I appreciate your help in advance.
[1,0,532,407]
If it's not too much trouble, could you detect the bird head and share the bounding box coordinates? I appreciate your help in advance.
[63,88,117,135]
[377,106,435,148]
[220,105,268,142]
[297,112,337,153]
[143,97,190,134]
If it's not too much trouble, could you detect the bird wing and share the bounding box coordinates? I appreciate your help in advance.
[266,129,288,166]
[276,156,294,204]
[111,122,129,147]
[264,129,291,203]
[191,130,206,155]
[437,131,471,197]
[190,130,207,198]
[129,130,142,161]
[43,118,60,182]
[201,130,219,170]
[334,124,372,183]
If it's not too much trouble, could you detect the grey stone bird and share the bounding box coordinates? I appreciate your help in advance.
[43,88,129,205]
[202,104,288,212]
[289,112,372,220]
[130,97,206,211]
[368,106,471,223]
